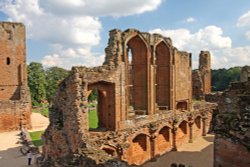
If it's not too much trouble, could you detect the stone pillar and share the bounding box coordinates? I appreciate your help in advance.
[202,118,207,136]
[188,121,194,143]
[172,124,178,151]
[150,135,156,161]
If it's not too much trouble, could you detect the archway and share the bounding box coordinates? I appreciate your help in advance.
[176,121,189,147]
[193,116,202,138]
[88,81,115,131]
[126,35,148,116]
[176,101,188,111]
[155,126,172,155]
[127,133,150,165]
[155,42,171,111]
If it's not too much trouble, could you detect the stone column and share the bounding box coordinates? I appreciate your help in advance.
[188,121,194,143]
[172,125,178,151]
[150,135,156,161]
[202,117,207,136]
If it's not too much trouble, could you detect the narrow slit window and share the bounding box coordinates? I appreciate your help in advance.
[7,57,10,65]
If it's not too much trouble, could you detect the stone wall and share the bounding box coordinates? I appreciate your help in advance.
[42,29,215,166]
[214,78,250,167]
[0,22,31,132]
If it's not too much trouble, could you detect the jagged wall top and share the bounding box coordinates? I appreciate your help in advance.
[103,28,175,66]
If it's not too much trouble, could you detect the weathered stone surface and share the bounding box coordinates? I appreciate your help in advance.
[214,68,250,167]
[0,22,31,132]
[192,51,211,100]
[42,29,215,166]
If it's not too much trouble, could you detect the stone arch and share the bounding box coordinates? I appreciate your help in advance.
[126,133,151,165]
[193,116,202,138]
[88,81,115,131]
[101,144,117,157]
[155,126,172,155]
[176,101,188,111]
[125,34,149,116]
[176,120,189,147]
[155,41,171,111]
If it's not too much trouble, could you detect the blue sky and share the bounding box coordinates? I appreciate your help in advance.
[0,0,250,69]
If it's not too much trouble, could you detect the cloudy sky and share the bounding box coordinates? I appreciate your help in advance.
[0,0,250,69]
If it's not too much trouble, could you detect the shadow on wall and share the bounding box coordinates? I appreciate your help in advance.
[142,135,214,167]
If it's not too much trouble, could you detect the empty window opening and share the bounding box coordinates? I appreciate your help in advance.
[88,89,99,130]
[155,42,171,110]
[177,101,188,111]
[126,35,148,116]
[6,57,10,65]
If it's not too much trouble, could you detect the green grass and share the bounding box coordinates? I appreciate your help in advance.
[88,109,98,129]
[29,130,44,147]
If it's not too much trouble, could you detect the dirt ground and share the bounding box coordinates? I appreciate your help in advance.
[0,113,49,167]
[0,114,213,167]
[143,134,214,167]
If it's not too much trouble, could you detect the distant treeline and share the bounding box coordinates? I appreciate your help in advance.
[28,62,69,106]
[27,62,241,106]
[211,67,241,91]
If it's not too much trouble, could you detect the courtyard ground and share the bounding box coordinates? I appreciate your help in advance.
[143,134,214,167]
[0,113,49,167]
[0,114,213,167]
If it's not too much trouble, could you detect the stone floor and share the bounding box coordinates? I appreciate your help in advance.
[143,134,214,167]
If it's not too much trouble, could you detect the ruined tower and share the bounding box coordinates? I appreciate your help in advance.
[0,22,31,131]
[199,51,211,94]
[192,51,212,100]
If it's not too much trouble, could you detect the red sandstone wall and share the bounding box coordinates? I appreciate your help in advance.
[214,137,250,167]
[174,51,192,110]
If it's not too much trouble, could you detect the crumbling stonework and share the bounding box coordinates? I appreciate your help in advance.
[214,68,250,167]
[240,65,250,82]
[192,51,211,100]
[42,29,215,166]
[0,22,31,132]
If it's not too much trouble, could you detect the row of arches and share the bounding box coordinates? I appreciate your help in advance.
[125,34,172,116]
[124,116,203,165]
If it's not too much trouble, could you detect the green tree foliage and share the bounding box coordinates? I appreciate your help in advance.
[28,62,47,105]
[212,67,241,91]
[88,89,98,102]
[45,67,69,102]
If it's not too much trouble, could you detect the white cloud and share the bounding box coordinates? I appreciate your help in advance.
[237,10,250,27]
[246,31,250,40]
[185,17,196,23]
[0,0,163,68]
[40,0,163,17]
[150,25,232,52]
[150,25,250,69]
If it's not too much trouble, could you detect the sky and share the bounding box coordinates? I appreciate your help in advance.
[0,0,250,69]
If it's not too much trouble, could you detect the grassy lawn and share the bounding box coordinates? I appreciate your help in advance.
[29,130,44,147]
[88,109,98,129]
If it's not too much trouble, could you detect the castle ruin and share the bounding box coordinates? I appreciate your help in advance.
[0,22,31,132]
[42,29,216,166]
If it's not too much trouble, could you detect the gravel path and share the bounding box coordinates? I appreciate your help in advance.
[0,113,49,167]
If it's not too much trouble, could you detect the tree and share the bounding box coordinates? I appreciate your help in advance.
[28,62,47,105]
[45,66,69,102]
[211,67,241,91]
